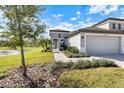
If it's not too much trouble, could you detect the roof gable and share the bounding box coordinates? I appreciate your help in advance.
[92,18,124,27]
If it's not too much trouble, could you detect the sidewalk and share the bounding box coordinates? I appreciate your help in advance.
[53,51,91,62]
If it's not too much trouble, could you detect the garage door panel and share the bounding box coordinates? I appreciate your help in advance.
[86,35,120,55]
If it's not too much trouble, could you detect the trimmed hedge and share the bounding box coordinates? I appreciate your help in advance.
[58,68,124,88]
[63,46,89,58]
[63,50,89,58]
[51,59,117,72]
[66,46,79,53]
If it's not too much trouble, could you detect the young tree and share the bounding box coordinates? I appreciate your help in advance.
[0,5,45,76]
[39,37,51,52]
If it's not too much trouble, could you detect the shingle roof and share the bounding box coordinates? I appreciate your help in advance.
[50,29,70,32]
[66,27,124,38]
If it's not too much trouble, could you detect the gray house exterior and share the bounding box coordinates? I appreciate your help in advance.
[50,18,124,55]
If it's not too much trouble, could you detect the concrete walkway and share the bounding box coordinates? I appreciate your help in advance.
[54,51,92,62]
[53,51,124,68]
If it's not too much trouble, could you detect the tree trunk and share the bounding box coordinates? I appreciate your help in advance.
[45,39,47,52]
[20,37,26,76]
[41,41,45,52]
[15,5,26,76]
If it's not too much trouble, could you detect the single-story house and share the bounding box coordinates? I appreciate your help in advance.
[50,18,124,55]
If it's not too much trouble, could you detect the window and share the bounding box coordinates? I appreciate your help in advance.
[112,23,115,29]
[118,23,121,29]
[60,39,65,47]
[58,33,61,38]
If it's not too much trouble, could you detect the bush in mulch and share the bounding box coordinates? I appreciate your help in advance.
[0,72,7,80]
[63,50,89,58]
[0,64,59,88]
[0,59,118,88]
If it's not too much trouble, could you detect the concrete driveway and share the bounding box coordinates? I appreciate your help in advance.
[92,54,124,68]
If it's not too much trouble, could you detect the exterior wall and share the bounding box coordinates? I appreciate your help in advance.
[80,33,85,52]
[50,33,59,38]
[109,22,124,30]
[50,32,69,39]
[122,35,124,53]
[80,32,124,54]
[50,31,69,51]
[96,20,124,30]
[67,33,81,51]
[96,23,110,30]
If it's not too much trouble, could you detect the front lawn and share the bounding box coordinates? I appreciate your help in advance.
[0,47,55,73]
[58,68,124,88]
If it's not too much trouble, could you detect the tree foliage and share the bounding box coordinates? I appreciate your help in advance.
[0,5,46,76]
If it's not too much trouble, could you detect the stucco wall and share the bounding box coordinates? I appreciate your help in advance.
[109,22,124,30]
[122,35,124,53]
[67,33,81,51]
[96,21,124,30]
[96,23,110,30]
[50,32,69,39]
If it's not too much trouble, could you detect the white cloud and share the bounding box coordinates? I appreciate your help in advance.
[50,22,74,31]
[70,17,77,21]
[77,21,96,28]
[105,6,118,15]
[117,11,124,19]
[76,11,81,15]
[86,18,92,22]
[52,14,63,20]
[88,5,119,15]
[50,20,96,31]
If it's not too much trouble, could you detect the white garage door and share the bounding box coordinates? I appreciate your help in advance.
[86,35,120,55]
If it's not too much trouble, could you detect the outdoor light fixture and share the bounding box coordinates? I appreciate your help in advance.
[81,36,84,39]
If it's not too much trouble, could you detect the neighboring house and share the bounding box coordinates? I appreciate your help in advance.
[50,29,70,51]
[50,18,124,55]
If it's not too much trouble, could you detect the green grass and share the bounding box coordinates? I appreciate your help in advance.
[58,68,124,88]
[0,47,55,74]
[0,47,12,50]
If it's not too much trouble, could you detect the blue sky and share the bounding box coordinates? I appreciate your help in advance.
[0,5,124,37]
[41,5,124,30]
[40,5,124,37]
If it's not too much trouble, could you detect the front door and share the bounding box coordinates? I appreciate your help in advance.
[53,39,58,49]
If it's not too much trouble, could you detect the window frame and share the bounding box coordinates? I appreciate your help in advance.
[118,23,121,30]
[112,23,115,29]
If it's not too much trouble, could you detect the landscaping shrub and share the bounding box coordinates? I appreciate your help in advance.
[63,46,89,58]
[0,72,7,80]
[51,59,117,72]
[90,60,99,67]
[73,59,117,69]
[66,46,79,53]
[58,68,124,88]
[73,60,91,69]
[92,59,117,67]
[63,50,89,58]
[51,61,74,72]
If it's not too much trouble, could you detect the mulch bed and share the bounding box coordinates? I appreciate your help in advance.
[0,63,63,88]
